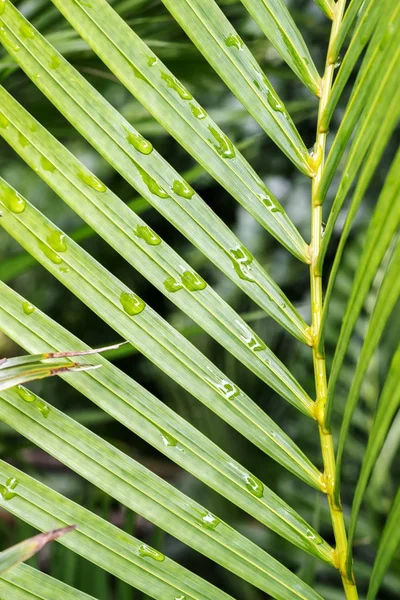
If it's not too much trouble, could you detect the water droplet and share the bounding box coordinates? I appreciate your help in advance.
[236,320,266,352]
[258,193,284,214]
[59,266,70,273]
[267,93,285,113]
[126,130,153,155]
[18,132,29,147]
[40,155,56,173]
[224,33,243,50]
[77,171,106,192]
[309,142,323,170]
[19,22,35,39]
[163,276,183,293]
[130,64,147,81]
[37,400,50,418]
[334,56,342,68]
[50,54,61,70]
[189,103,207,120]
[172,179,194,199]
[214,379,240,400]
[120,291,145,316]
[134,224,161,245]
[0,0,6,16]
[0,112,9,128]
[321,222,326,236]
[244,474,264,498]
[147,55,157,66]
[175,596,186,600]
[181,271,207,291]
[2,187,26,214]
[161,72,192,100]
[306,528,324,545]
[280,302,286,308]
[136,164,169,198]
[17,385,36,403]
[197,510,220,531]
[156,426,178,447]
[47,230,67,252]
[22,301,35,315]
[138,544,165,561]
[208,126,235,159]
[0,27,20,52]
[0,476,19,501]
[227,246,254,281]
[38,241,63,265]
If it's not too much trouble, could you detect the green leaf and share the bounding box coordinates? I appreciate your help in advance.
[0,461,323,600]
[0,527,75,575]
[0,0,312,262]
[0,563,97,600]
[233,0,321,95]
[367,487,400,600]
[0,86,310,345]
[160,0,317,167]
[346,342,400,577]
[334,239,400,504]
[330,0,372,60]
[325,146,400,427]
[0,384,334,568]
[312,0,335,19]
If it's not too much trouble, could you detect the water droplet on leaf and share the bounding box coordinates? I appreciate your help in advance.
[138,544,165,561]
[126,130,153,155]
[78,171,106,192]
[161,72,192,100]
[22,301,35,315]
[208,126,235,159]
[134,224,161,245]
[120,291,145,316]
[224,33,243,50]
[41,156,56,173]
[190,103,207,120]
[2,188,26,214]
[172,179,194,199]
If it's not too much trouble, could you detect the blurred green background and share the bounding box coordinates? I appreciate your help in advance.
[0,0,399,598]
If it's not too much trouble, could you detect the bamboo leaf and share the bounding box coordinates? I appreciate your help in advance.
[0,86,310,345]
[312,0,335,19]
[0,385,334,568]
[346,342,400,576]
[159,0,318,164]
[330,0,372,60]
[234,0,321,95]
[325,147,400,427]
[0,461,323,600]
[0,527,75,575]
[0,563,98,600]
[0,3,311,261]
[367,488,400,600]
[334,240,400,503]
[0,178,316,421]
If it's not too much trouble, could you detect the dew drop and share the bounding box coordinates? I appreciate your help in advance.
[309,142,323,170]
[17,385,36,403]
[41,155,56,173]
[172,179,194,199]
[175,597,186,600]
[126,130,153,155]
[37,401,50,418]
[47,230,67,253]
[267,93,285,113]
[0,112,9,128]
[244,474,264,498]
[22,301,35,315]
[258,193,284,214]
[38,241,63,265]
[136,164,169,198]
[147,55,157,66]
[189,103,207,120]
[59,266,70,273]
[18,132,29,147]
[138,544,165,561]
[120,291,145,316]
[78,171,106,192]
[156,426,178,447]
[224,33,243,50]
[247,334,266,352]
[0,27,20,52]
[163,277,183,293]
[130,64,147,81]
[306,528,324,545]
[0,476,19,501]
[6,477,18,490]
[161,72,192,100]
[181,271,207,292]
[198,510,220,531]
[334,55,342,68]
[2,188,26,214]
[134,224,161,246]
[50,54,61,70]
[19,22,35,39]
[208,126,235,159]
[216,380,240,400]
[321,221,326,236]
[227,246,254,281]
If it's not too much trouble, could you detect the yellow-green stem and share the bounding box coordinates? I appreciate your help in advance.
[310,2,358,599]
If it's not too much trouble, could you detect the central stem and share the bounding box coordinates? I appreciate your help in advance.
[310,2,358,599]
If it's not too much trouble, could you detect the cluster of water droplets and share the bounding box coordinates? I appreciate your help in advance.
[16,385,50,417]
[164,270,207,294]
[0,476,19,501]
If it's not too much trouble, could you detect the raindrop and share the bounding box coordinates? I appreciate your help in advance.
[38,241,63,265]
[267,93,285,114]
[208,126,235,159]
[134,224,161,246]
[130,64,147,81]
[226,246,254,282]
[161,72,192,100]
[224,33,243,50]
[17,385,36,403]
[50,54,61,70]
[126,130,153,155]
[0,476,19,501]
[163,277,183,293]
[120,291,145,316]
[334,56,342,69]
[18,132,29,147]
[215,380,240,400]
[40,156,56,173]
[37,401,50,418]
[136,164,169,198]
[19,22,35,39]
[47,230,67,252]
[0,27,20,52]
[181,270,206,291]
[244,474,264,498]
[77,171,106,192]
[198,510,220,531]
[172,179,194,199]
[138,544,165,562]
[22,301,35,315]
[189,103,207,120]
[147,55,157,67]
[2,188,26,214]
[156,426,178,447]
